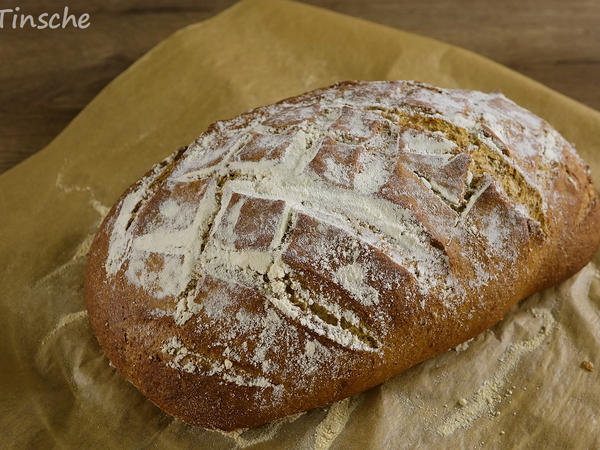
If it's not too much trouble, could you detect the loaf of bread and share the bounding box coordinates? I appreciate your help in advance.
[85,81,600,431]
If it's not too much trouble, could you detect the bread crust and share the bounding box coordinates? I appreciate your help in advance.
[85,81,600,431]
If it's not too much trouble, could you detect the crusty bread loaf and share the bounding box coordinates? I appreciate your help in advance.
[85,80,600,431]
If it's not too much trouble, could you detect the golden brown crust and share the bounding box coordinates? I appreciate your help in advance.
[85,80,600,431]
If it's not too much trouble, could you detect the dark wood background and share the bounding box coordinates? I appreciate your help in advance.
[1,0,599,175]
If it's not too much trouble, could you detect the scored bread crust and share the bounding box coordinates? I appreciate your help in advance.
[85,80,600,431]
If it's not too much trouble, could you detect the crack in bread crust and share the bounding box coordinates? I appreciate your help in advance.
[391,111,546,229]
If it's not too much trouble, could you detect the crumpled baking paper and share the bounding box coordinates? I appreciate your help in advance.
[1,0,599,448]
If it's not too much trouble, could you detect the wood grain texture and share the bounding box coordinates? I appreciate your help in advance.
[1,0,599,174]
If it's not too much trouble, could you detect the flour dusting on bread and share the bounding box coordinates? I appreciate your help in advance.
[86,80,600,431]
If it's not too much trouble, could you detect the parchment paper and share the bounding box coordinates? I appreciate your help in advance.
[1,0,599,448]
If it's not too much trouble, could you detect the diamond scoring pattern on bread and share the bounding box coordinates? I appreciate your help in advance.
[85,80,600,430]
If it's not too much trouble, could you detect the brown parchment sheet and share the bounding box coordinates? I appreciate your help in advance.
[1,0,599,448]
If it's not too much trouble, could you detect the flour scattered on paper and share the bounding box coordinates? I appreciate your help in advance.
[314,398,357,450]
[218,411,305,448]
[437,308,556,436]
[35,310,89,365]
[56,170,110,220]
[35,233,96,285]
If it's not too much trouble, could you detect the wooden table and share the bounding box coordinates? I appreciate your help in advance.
[1,0,599,175]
